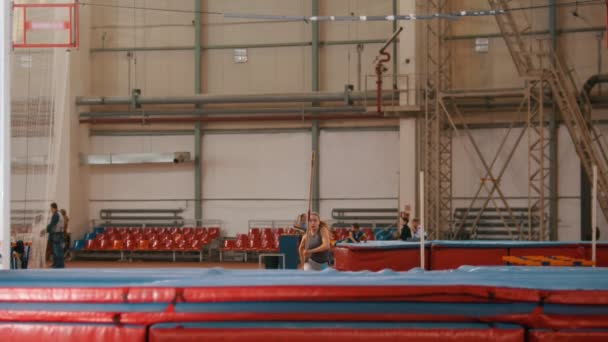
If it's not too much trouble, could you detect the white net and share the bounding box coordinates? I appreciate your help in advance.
[10,1,71,268]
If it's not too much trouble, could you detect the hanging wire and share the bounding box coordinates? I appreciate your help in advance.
[77,0,605,23]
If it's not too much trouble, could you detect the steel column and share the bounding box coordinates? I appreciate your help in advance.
[425,0,453,239]
[312,0,320,213]
[392,0,398,88]
[194,0,202,225]
[549,0,558,240]
[0,0,11,269]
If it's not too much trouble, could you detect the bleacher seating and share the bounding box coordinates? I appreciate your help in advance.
[219,227,288,262]
[74,226,221,262]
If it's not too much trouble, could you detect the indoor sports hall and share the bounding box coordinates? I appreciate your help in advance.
[1,1,608,341]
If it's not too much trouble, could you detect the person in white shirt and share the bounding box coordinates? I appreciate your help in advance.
[411,218,427,240]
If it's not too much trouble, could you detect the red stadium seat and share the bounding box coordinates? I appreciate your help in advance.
[157,228,168,235]
[195,228,208,237]
[131,228,143,236]
[199,234,211,245]
[169,227,180,235]
[363,229,375,241]
[186,240,205,252]
[182,227,194,235]
[183,233,195,242]
[161,240,174,250]
[173,234,184,243]
[146,233,158,242]
[94,233,105,241]
[111,240,124,251]
[261,231,275,241]
[158,233,170,242]
[262,228,273,236]
[258,239,269,252]
[235,234,249,250]
[105,227,117,235]
[276,228,285,235]
[136,240,150,251]
[149,240,162,250]
[221,239,236,251]
[85,239,97,250]
[248,238,262,252]
[175,239,188,250]
[272,239,280,252]
[207,227,220,238]
[249,228,260,236]
[124,239,136,251]
[97,240,111,250]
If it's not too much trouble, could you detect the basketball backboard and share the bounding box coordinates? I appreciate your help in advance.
[12,2,79,49]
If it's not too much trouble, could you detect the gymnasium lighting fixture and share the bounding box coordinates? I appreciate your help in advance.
[81,152,192,166]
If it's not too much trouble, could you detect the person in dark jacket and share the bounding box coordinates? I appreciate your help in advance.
[46,203,65,268]
[399,211,412,241]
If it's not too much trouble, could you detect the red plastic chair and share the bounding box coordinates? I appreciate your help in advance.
[249,228,260,237]
[124,239,136,251]
[221,239,236,251]
[105,227,116,235]
[173,234,184,243]
[85,239,98,250]
[169,227,180,235]
[186,240,204,252]
[260,239,274,252]
[276,228,285,235]
[183,233,195,242]
[94,233,105,241]
[272,239,280,252]
[97,240,111,250]
[262,228,273,236]
[161,240,174,250]
[158,233,170,242]
[111,240,124,251]
[207,227,220,238]
[248,238,262,252]
[195,227,208,237]
[182,227,194,235]
[175,239,188,250]
[363,229,375,241]
[149,240,162,250]
[261,232,276,241]
[131,228,143,236]
[235,234,249,247]
[136,240,150,251]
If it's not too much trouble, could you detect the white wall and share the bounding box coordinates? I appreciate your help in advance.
[319,130,399,219]
[88,135,195,226]
[86,129,402,236]
[202,132,310,236]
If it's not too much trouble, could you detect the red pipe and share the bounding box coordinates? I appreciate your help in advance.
[79,113,386,125]
[375,51,391,114]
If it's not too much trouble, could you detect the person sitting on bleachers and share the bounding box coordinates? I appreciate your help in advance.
[345,223,367,243]
[411,218,427,240]
[376,227,397,241]
[399,211,412,241]
[293,213,307,233]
